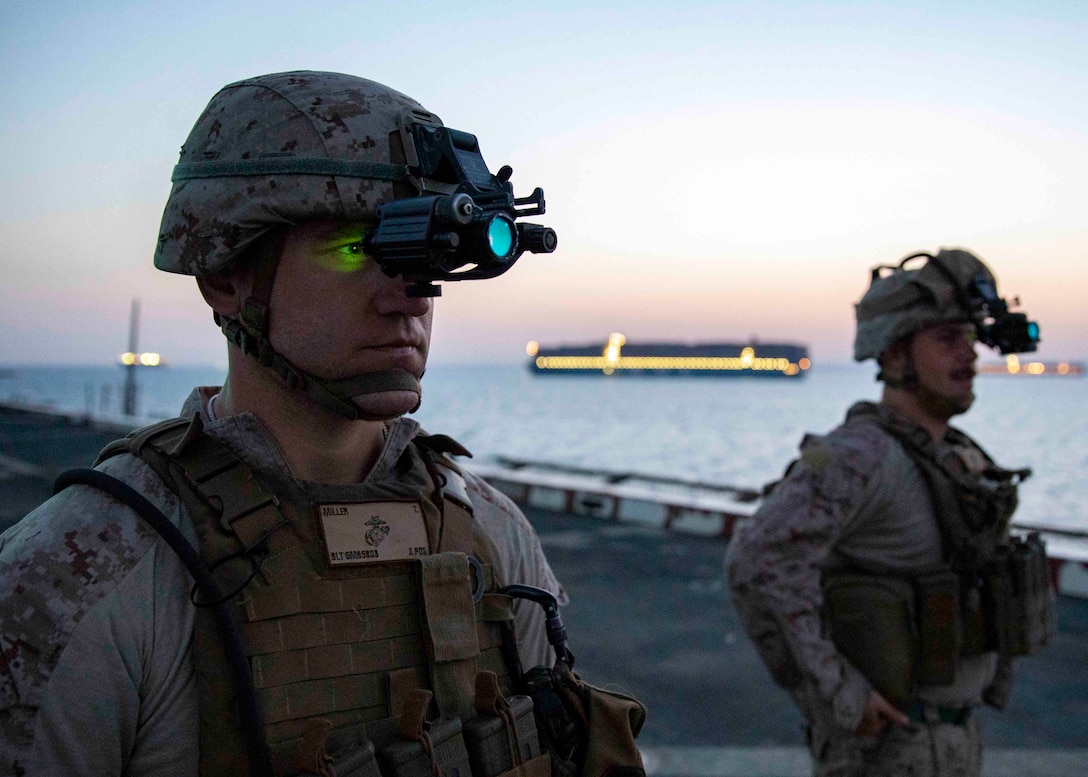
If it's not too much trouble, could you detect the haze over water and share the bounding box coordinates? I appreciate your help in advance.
[2,363,1083,535]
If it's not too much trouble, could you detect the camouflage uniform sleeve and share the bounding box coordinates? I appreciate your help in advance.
[0,454,199,776]
[463,470,568,670]
[725,434,877,733]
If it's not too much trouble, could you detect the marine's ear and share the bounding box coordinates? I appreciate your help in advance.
[196,268,250,320]
[197,228,286,324]
[877,337,912,385]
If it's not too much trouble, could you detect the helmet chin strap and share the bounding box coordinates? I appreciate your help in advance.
[324,372,423,417]
[877,349,918,389]
[877,366,916,389]
[215,248,422,421]
[217,308,422,420]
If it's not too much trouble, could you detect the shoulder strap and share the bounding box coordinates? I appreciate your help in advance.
[414,433,483,558]
[94,416,193,466]
[106,415,288,559]
[434,458,474,552]
[51,467,271,775]
[436,459,508,585]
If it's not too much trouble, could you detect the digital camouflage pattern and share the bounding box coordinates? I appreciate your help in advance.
[155,71,440,276]
[815,715,982,777]
[853,248,996,361]
[727,410,896,734]
[0,454,195,776]
[1,509,153,734]
[726,402,998,777]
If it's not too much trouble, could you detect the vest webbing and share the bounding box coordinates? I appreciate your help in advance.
[843,404,1030,661]
[843,403,1024,571]
[98,415,518,777]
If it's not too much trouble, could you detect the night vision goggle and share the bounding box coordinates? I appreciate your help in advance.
[365,122,557,297]
[170,120,557,298]
[903,252,1040,354]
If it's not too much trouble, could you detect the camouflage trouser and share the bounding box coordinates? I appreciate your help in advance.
[811,718,982,777]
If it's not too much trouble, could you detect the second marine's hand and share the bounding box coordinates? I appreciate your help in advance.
[854,690,910,736]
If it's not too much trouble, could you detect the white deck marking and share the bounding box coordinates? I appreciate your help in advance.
[640,746,1088,777]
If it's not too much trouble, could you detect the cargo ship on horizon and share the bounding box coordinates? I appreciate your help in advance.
[527,333,811,378]
[977,354,1084,377]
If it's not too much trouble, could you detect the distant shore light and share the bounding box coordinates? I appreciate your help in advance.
[119,351,163,367]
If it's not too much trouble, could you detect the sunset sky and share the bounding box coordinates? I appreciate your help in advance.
[2,1,1085,367]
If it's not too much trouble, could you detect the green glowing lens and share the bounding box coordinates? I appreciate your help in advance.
[1028,322,1040,340]
[487,217,515,259]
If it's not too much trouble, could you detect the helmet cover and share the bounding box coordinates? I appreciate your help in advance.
[155,71,440,276]
[854,248,997,361]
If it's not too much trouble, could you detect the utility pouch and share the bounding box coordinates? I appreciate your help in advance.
[548,660,646,777]
[500,584,646,777]
[380,689,473,777]
[913,566,961,686]
[464,671,549,777]
[1008,533,1056,656]
[822,571,917,706]
[980,553,1015,655]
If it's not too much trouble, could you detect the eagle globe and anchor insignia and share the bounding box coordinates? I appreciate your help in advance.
[365,516,392,547]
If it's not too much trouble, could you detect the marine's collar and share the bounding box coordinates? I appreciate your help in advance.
[179,386,421,486]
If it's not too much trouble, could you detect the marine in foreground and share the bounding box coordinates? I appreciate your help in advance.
[1,71,643,777]
[727,248,1052,777]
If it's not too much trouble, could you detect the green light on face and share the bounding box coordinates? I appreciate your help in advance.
[318,230,370,273]
[487,217,515,259]
[331,243,367,273]
[1028,322,1040,340]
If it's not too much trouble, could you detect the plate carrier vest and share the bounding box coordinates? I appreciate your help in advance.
[95,414,524,776]
[817,403,1054,705]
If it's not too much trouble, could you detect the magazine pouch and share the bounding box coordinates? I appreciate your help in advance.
[464,671,550,777]
[379,689,472,777]
[292,718,382,777]
[1007,533,1056,656]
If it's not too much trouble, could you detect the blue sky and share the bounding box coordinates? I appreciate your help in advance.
[2,1,1085,365]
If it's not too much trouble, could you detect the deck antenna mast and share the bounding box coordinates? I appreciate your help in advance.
[122,298,139,417]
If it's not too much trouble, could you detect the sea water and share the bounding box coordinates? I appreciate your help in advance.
[1,363,1084,530]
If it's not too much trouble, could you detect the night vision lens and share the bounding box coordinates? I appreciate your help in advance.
[487,214,517,260]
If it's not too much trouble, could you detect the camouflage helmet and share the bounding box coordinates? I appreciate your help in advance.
[853,248,996,361]
[155,71,439,276]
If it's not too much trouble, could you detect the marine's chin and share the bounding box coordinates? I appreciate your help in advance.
[350,389,422,421]
[936,388,975,419]
[949,391,975,416]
